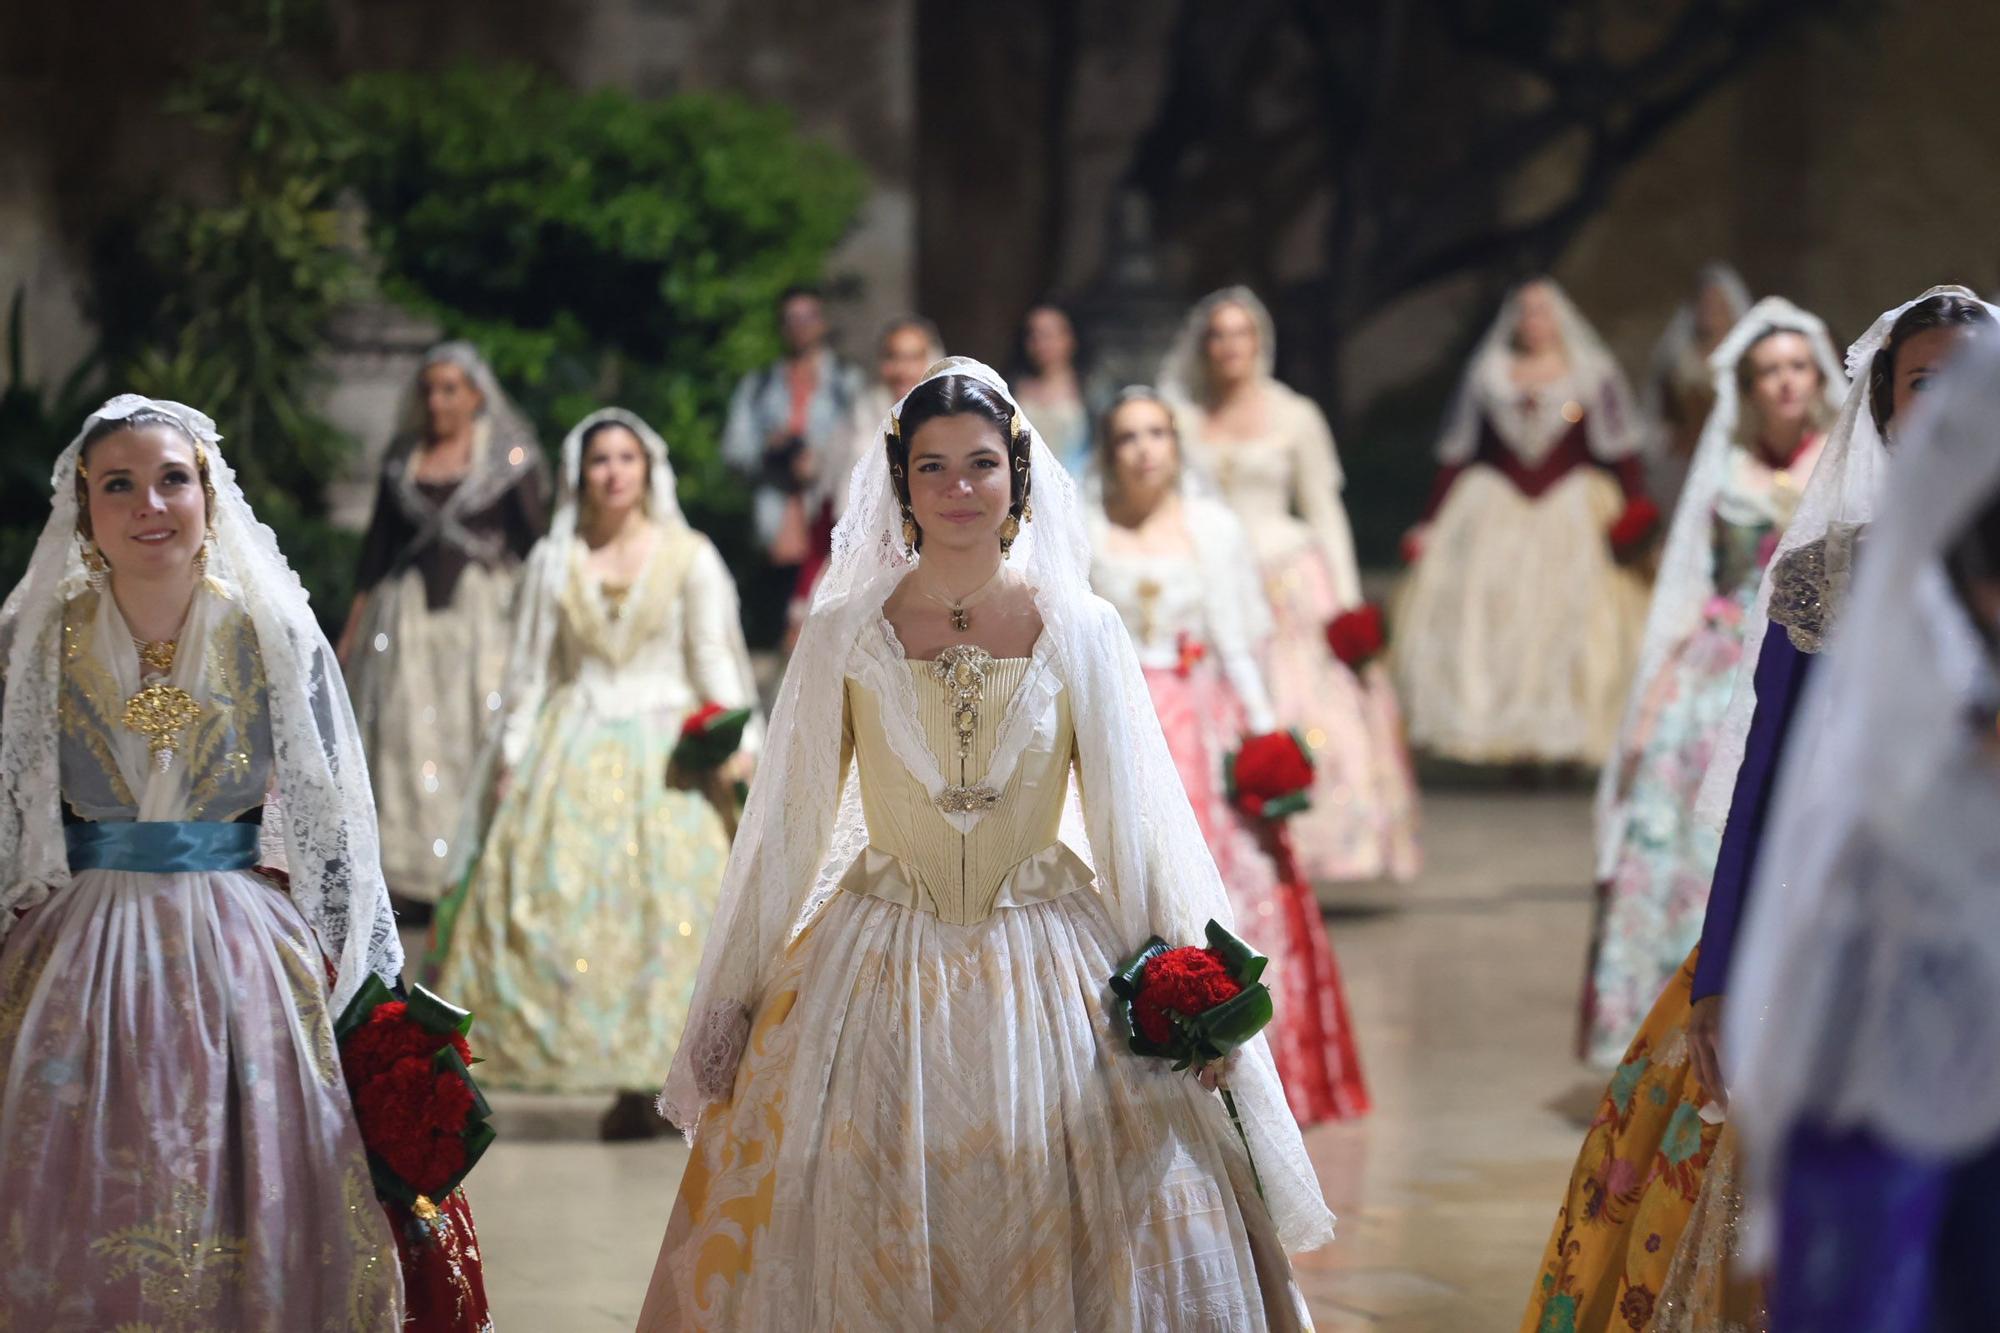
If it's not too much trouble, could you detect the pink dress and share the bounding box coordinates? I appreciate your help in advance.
[1093,506,1369,1123]
[1186,384,1421,882]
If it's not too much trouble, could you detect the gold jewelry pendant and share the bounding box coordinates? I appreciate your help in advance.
[123,682,202,771]
[135,639,178,674]
[949,605,969,633]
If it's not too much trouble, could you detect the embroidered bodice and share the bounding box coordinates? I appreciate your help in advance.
[501,529,753,763]
[1711,437,1823,599]
[1091,549,1276,731]
[840,629,1088,927]
[58,591,272,823]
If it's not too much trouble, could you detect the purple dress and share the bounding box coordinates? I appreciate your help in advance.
[1712,628,2000,1331]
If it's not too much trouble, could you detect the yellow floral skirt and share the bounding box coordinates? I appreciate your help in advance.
[1521,948,1763,1332]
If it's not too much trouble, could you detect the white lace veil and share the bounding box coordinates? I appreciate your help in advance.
[1157,286,1279,409]
[1641,263,1752,447]
[659,357,1334,1252]
[382,341,547,544]
[1593,298,1844,878]
[1693,286,2000,828]
[1725,337,2000,1244]
[0,395,403,1010]
[1436,278,1642,466]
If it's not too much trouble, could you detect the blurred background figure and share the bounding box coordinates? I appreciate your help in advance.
[794,314,946,630]
[1395,278,1651,773]
[721,285,864,648]
[1582,296,1843,1067]
[431,408,757,1135]
[1011,301,1095,477]
[340,341,549,914]
[1090,386,1369,1123]
[1162,286,1420,884]
[1644,263,1754,510]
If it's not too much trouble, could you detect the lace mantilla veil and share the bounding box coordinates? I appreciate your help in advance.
[1593,297,1845,879]
[1640,262,1752,450]
[1692,286,2000,829]
[0,395,402,1010]
[1434,278,1643,467]
[1723,336,2000,1253]
[659,357,1334,1253]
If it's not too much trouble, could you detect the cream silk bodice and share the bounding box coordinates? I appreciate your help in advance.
[839,632,1091,927]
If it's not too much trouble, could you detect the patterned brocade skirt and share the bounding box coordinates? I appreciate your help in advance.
[1146,658,1369,1125]
[1261,545,1421,883]
[638,884,1311,1331]
[1521,949,1765,1333]
[433,693,733,1093]
[0,867,403,1331]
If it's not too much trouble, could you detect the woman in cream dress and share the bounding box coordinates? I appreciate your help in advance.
[1395,278,1651,767]
[432,409,757,1104]
[637,359,1331,1330]
[1161,286,1419,883]
[340,342,549,908]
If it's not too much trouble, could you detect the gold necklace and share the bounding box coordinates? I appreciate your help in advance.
[917,566,1006,634]
[124,632,200,771]
[132,637,177,675]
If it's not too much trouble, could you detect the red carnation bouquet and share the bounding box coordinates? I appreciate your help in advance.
[1608,496,1662,561]
[1109,919,1275,1195]
[1325,602,1387,669]
[1226,730,1316,821]
[672,702,753,773]
[336,977,495,1214]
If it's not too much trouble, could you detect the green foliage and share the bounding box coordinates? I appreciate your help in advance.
[338,65,866,548]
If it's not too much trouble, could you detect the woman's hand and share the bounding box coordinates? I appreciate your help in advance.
[1687,994,1727,1108]
[1196,1052,1241,1092]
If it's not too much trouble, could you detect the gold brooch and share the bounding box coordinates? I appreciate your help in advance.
[123,683,202,770]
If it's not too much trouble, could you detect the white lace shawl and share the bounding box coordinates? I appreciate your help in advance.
[0,396,402,1010]
[1724,337,2000,1255]
[659,357,1335,1254]
[1593,298,1845,879]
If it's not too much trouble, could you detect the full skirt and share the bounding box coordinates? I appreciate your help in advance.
[1146,660,1369,1124]
[1395,467,1646,766]
[1521,950,1753,1333]
[0,866,403,1331]
[348,562,518,903]
[638,885,1312,1331]
[1263,546,1421,882]
[433,693,733,1092]
[1581,591,1751,1065]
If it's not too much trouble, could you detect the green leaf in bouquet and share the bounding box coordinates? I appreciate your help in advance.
[1258,790,1313,820]
[333,972,397,1042]
[406,983,475,1039]
[1202,919,1270,987]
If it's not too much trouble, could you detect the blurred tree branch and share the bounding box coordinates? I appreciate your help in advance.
[1127,0,1835,414]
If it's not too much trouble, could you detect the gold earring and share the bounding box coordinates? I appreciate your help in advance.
[900,507,919,554]
[998,512,1021,558]
[79,536,109,589]
[1022,495,1034,524]
[193,532,213,579]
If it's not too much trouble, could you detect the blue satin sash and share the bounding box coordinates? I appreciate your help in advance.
[66,820,261,874]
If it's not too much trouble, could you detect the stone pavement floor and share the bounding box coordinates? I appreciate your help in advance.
[449,787,1601,1331]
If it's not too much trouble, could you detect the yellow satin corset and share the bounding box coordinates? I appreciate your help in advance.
[841,645,1091,927]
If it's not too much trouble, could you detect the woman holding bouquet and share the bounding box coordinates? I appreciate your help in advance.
[431,409,758,1123]
[638,359,1331,1329]
[1160,286,1419,883]
[1395,278,1652,768]
[1090,386,1367,1123]
[0,396,406,1328]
